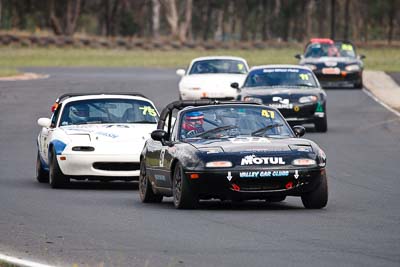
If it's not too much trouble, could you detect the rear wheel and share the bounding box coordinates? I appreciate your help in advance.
[315,115,328,132]
[173,162,197,209]
[301,173,328,209]
[49,149,69,189]
[36,152,49,183]
[139,160,163,203]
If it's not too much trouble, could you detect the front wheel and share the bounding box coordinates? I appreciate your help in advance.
[315,115,328,133]
[139,160,163,203]
[49,149,69,189]
[173,163,197,209]
[301,173,328,209]
[36,152,49,183]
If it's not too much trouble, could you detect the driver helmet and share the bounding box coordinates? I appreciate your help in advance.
[327,45,339,57]
[196,62,209,73]
[182,111,204,132]
[71,103,89,118]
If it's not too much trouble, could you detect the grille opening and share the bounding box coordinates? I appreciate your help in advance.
[72,146,95,152]
[93,162,140,171]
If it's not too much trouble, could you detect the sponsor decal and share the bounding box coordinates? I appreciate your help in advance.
[239,170,290,178]
[299,73,310,80]
[341,44,353,51]
[263,68,299,73]
[270,97,293,109]
[226,171,233,181]
[294,170,299,179]
[261,109,275,119]
[96,131,118,138]
[139,106,157,116]
[241,155,286,165]
[159,148,166,167]
[155,174,166,181]
[230,137,270,144]
[315,102,324,112]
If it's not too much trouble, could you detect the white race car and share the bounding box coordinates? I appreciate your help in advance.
[36,93,159,188]
[176,56,249,100]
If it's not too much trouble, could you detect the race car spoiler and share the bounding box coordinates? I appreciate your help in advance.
[157,100,261,130]
[55,92,148,103]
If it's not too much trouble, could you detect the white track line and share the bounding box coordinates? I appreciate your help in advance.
[362,88,400,117]
[0,253,56,267]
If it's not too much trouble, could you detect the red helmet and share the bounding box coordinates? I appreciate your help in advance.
[182,111,204,131]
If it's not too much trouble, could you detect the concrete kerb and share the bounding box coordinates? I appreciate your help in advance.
[363,70,400,115]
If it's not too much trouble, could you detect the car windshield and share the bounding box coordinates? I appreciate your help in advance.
[59,98,158,126]
[179,105,292,140]
[304,42,356,58]
[243,68,318,88]
[189,59,248,74]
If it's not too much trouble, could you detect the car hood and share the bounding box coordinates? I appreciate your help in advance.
[180,74,246,88]
[241,87,322,96]
[188,136,312,153]
[60,124,156,143]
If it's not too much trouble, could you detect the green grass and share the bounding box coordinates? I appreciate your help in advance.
[0,47,399,73]
[0,67,20,77]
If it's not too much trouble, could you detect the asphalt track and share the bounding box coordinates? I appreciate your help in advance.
[0,67,399,267]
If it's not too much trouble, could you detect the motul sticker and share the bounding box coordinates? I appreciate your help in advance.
[241,155,286,165]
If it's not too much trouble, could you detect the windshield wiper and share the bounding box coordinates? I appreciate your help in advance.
[131,120,156,124]
[292,84,315,87]
[194,125,239,138]
[251,123,284,137]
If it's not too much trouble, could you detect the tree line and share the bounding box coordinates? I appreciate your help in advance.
[0,0,398,44]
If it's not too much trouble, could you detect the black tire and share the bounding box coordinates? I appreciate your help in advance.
[354,80,363,89]
[172,162,197,209]
[139,160,163,203]
[301,173,328,209]
[315,115,328,133]
[265,195,286,202]
[36,152,49,183]
[49,149,69,189]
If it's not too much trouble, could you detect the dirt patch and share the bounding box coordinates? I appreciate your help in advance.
[0,72,49,81]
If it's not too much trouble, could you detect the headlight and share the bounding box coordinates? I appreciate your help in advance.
[205,161,233,168]
[243,96,263,104]
[318,149,327,167]
[345,64,360,71]
[304,64,317,71]
[298,95,318,104]
[292,158,316,166]
[198,147,223,154]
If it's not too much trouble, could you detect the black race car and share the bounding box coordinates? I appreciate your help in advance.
[295,38,365,88]
[139,100,328,209]
[233,65,328,132]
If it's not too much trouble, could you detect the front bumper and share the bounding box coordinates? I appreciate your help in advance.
[315,71,362,88]
[268,102,324,124]
[180,88,237,100]
[184,167,325,200]
[57,153,140,178]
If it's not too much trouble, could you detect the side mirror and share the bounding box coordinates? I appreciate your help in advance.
[151,129,169,143]
[292,125,305,137]
[230,82,239,89]
[176,69,186,76]
[359,54,366,60]
[295,54,302,60]
[38,118,51,128]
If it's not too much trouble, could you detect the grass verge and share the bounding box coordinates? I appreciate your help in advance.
[0,68,20,77]
[0,47,399,72]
